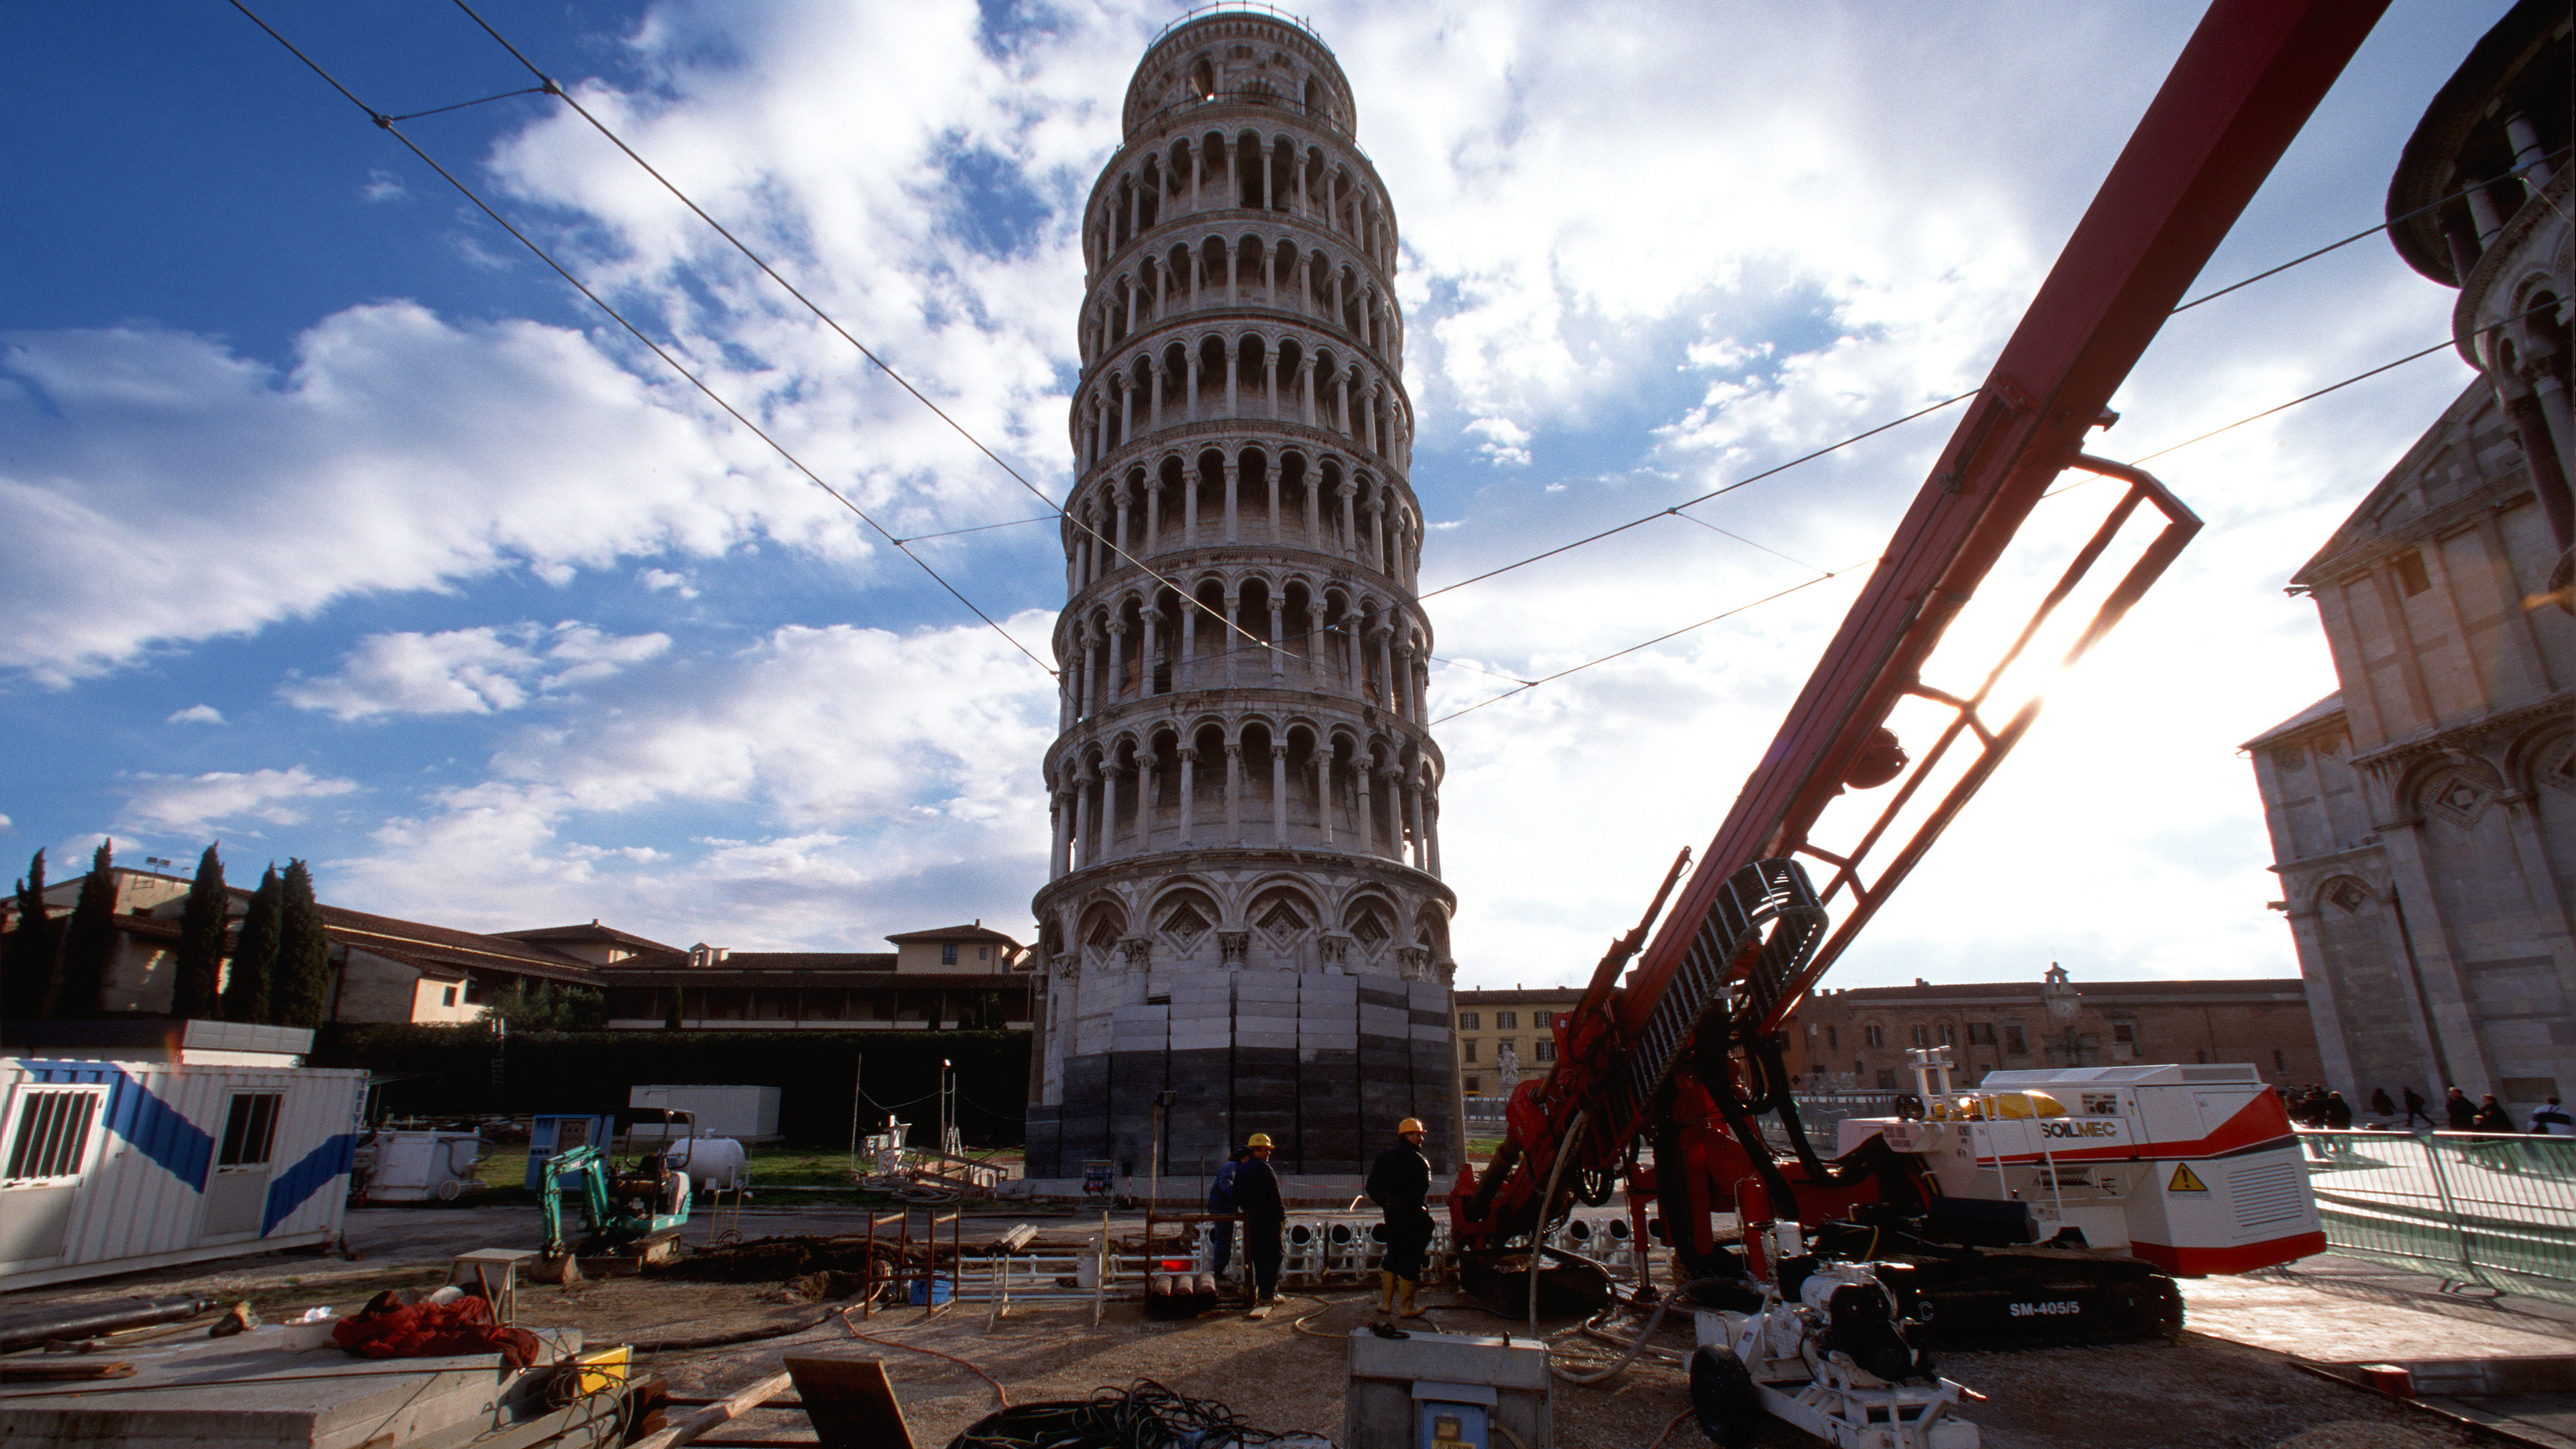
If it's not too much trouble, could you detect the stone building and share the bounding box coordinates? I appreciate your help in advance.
[1025,10,1458,1180]
[1780,966,2324,1091]
[1451,987,1583,1102]
[2246,0,2573,1120]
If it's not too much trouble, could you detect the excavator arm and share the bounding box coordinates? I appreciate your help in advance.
[1455,0,2388,1262]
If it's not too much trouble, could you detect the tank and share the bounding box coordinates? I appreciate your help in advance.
[674,1136,748,1191]
[361,1130,484,1203]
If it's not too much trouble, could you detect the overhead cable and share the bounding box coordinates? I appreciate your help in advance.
[1430,560,1873,725]
[225,0,1055,676]
[446,0,1279,664]
[1417,391,1974,602]
[2171,147,2569,315]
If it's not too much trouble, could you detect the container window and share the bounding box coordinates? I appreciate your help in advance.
[218,1092,283,1169]
[1457,1012,1479,1030]
[1495,1012,1517,1030]
[5,1089,102,1183]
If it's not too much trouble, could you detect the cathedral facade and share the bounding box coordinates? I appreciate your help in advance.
[1024,11,1458,1180]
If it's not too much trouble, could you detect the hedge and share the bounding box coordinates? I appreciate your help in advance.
[311,1025,1030,1147]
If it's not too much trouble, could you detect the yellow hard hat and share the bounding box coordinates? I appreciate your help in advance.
[1398,1118,1425,1134]
[1246,1133,1274,1148]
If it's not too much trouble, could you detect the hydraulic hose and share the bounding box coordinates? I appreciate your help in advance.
[1528,1111,1588,1338]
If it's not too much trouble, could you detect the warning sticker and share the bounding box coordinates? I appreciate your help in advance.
[2168,1163,2209,1193]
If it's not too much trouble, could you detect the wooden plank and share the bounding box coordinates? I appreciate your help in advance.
[628,1370,794,1449]
[784,1355,916,1449]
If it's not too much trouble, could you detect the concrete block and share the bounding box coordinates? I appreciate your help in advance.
[1113,1004,1172,1025]
[1406,980,1451,1009]
[1410,1024,1451,1043]
[1357,985,1408,1009]
[1300,1032,1359,1051]
[1300,974,1360,1000]
[1359,1005,1409,1036]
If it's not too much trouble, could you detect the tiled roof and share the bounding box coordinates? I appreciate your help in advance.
[598,965,1032,990]
[2242,692,2346,749]
[884,924,1025,947]
[1456,987,1584,1004]
[318,905,602,985]
[494,921,684,954]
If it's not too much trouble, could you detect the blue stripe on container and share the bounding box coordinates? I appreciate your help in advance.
[263,1133,359,1236]
[21,1061,214,1191]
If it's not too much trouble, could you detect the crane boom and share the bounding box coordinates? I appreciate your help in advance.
[1460,0,2388,1257]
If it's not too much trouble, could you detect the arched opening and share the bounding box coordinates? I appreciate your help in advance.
[1188,58,1216,102]
[1237,131,1266,209]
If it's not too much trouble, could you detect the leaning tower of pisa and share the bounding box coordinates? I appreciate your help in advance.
[1025,10,1456,1183]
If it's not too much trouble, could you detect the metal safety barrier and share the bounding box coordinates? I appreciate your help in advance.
[2295,1129,2576,1303]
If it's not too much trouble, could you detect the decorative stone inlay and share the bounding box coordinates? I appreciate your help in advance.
[2326,878,2373,913]
[1218,930,1251,964]
[2422,770,2491,824]
[1120,935,1153,967]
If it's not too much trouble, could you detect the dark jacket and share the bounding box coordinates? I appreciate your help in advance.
[1233,1154,1284,1222]
[1208,1156,1242,1212]
[2472,1103,2514,1134]
[2323,1095,2353,1129]
[2369,1089,2396,1117]
[2447,1094,2479,1129]
[1367,1142,1432,1212]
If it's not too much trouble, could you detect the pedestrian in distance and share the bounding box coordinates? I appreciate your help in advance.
[2323,1091,2353,1130]
[2472,1093,2514,1134]
[1367,1116,1435,1324]
[2369,1086,2396,1123]
[2445,1085,2479,1131]
[1233,1132,1286,1317]
[2524,1096,2570,1170]
[1206,1146,1248,1279]
[2403,1086,2434,1131]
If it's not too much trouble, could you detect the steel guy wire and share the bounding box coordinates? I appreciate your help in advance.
[2039,303,2560,504]
[2170,146,2570,315]
[1428,559,1873,726]
[226,0,1055,677]
[449,0,1909,691]
[1415,389,1976,602]
[445,0,1282,667]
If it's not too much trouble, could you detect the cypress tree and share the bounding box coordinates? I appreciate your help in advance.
[2,850,56,1022]
[223,865,282,1023]
[271,859,332,1029]
[54,841,119,1018]
[170,843,228,1019]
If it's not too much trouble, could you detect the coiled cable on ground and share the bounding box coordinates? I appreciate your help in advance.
[947,1378,1292,1448]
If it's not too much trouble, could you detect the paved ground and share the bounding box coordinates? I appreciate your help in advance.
[10,1204,2574,1447]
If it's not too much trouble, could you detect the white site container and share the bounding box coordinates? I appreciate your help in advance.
[0,1056,368,1289]
[358,1129,484,1203]
[628,1085,781,1142]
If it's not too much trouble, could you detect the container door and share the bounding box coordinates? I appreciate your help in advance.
[1,1084,108,1266]
[203,1090,283,1239]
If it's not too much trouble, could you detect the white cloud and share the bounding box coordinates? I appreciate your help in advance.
[326,611,1060,945]
[165,704,225,726]
[361,169,407,203]
[280,622,670,721]
[121,767,359,836]
[637,567,700,598]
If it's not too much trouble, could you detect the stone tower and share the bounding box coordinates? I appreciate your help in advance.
[1025,10,1456,1183]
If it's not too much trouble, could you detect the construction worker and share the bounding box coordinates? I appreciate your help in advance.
[1368,1116,1435,1320]
[1233,1132,1286,1315]
[1206,1145,1248,1279]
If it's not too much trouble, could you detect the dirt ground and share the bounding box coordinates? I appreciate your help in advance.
[0,1207,2529,1448]
[490,1272,2483,1449]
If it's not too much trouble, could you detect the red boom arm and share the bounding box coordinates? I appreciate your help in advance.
[1458,0,2388,1251]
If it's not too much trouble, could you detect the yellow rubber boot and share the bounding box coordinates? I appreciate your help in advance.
[1397,1276,1426,1319]
[1378,1271,1399,1315]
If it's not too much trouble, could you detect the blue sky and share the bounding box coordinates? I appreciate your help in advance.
[1,1,2514,987]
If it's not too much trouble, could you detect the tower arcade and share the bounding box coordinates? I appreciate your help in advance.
[1025,10,1458,1180]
